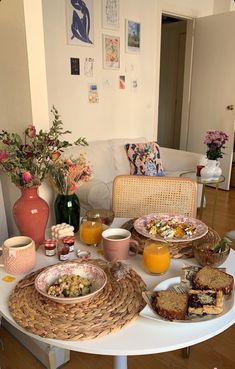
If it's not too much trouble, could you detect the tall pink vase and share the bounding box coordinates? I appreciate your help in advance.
[13,186,49,248]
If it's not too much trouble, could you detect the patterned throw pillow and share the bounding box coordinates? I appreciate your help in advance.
[125,141,165,176]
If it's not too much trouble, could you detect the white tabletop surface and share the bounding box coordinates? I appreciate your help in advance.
[1,218,235,356]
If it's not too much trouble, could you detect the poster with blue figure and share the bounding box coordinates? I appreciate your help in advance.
[66,0,94,46]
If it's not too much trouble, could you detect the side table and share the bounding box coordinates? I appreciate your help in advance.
[180,171,225,227]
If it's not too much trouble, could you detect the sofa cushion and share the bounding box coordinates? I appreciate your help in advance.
[64,141,116,184]
[125,141,164,176]
[111,137,147,175]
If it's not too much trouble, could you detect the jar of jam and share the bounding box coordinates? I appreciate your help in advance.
[57,239,70,261]
[62,236,76,252]
[44,240,57,256]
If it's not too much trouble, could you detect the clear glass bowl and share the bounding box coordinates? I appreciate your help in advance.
[85,209,115,226]
[193,242,230,267]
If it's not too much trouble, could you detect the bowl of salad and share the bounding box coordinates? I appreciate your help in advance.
[35,261,107,304]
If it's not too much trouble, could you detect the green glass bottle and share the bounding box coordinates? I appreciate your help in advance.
[54,193,80,233]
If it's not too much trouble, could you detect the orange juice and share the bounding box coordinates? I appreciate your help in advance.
[80,221,103,245]
[143,242,170,274]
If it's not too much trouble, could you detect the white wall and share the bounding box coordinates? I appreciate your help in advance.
[42,0,158,141]
[0,0,32,133]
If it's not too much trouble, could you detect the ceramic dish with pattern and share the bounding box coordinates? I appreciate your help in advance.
[134,214,208,243]
[35,262,107,304]
[140,277,234,324]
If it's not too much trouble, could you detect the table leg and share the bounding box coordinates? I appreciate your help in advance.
[211,183,219,228]
[114,355,128,369]
[199,183,206,220]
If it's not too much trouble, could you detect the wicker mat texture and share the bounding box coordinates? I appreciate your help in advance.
[9,259,146,341]
[121,219,220,259]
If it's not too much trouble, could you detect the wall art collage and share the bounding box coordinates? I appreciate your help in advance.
[66,0,140,101]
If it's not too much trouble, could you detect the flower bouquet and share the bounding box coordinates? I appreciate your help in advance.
[201,130,229,181]
[204,130,229,160]
[49,155,92,195]
[0,106,87,188]
[49,155,92,233]
[0,106,88,244]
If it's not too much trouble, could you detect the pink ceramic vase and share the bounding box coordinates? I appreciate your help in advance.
[13,187,49,248]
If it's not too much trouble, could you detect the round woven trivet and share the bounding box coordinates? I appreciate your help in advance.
[121,219,220,259]
[9,259,146,341]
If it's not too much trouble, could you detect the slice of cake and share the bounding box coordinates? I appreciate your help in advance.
[153,290,188,320]
[188,289,223,315]
[193,266,234,295]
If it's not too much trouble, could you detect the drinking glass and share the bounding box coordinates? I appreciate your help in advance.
[79,217,103,246]
[143,241,170,275]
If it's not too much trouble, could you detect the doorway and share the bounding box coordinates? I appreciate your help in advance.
[157,14,193,150]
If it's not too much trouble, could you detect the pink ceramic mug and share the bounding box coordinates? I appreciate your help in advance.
[0,236,36,274]
[102,228,139,261]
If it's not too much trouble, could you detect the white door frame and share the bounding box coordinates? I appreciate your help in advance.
[155,10,195,151]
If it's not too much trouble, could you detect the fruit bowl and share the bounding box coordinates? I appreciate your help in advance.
[35,262,107,304]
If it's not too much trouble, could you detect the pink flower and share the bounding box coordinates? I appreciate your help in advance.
[69,181,79,193]
[0,150,9,162]
[25,125,36,138]
[22,171,33,183]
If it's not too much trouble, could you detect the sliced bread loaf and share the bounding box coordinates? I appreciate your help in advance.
[188,289,224,315]
[153,290,188,320]
[193,266,234,295]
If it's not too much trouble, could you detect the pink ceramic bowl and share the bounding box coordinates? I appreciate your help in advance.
[34,262,107,304]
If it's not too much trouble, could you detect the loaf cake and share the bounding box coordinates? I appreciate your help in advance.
[188,289,223,315]
[193,266,234,295]
[153,290,188,320]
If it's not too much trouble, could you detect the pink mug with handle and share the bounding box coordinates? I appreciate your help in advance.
[0,236,36,275]
[102,228,139,261]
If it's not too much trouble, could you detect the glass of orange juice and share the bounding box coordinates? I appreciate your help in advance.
[79,217,103,246]
[143,241,170,275]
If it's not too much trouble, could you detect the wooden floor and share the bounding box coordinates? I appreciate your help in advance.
[1,186,235,369]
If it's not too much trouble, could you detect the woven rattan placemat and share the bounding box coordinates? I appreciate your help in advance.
[9,259,146,341]
[121,219,220,259]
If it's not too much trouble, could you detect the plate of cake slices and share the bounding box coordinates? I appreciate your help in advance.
[140,266,234,323]
[134,214,208,243]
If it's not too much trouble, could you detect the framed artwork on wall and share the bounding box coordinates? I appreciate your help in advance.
[103,34,120,69]
[125,19,141,53]
[66,0,94,46]
[102,0,119,30]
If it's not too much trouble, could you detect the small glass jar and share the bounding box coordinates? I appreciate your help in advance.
[62,236,76,252]
[44,240,57,256]
[57,239,70,261]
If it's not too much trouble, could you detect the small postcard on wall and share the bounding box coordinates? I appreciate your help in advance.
[119,75,126,89]
[70,58,80,75]
[88,84,99,103]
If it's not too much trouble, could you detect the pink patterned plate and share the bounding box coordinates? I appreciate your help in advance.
[134,213,208,243]
[35,262,107,304]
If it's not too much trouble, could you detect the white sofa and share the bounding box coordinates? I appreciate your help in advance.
[64,138,204,214]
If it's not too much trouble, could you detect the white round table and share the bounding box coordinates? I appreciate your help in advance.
[1,218,235,369]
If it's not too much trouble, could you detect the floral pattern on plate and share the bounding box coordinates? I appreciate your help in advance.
[134,213,208,243]
[35,262,107,304]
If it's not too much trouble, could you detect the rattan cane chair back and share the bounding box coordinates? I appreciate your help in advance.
[112,175,197,218]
